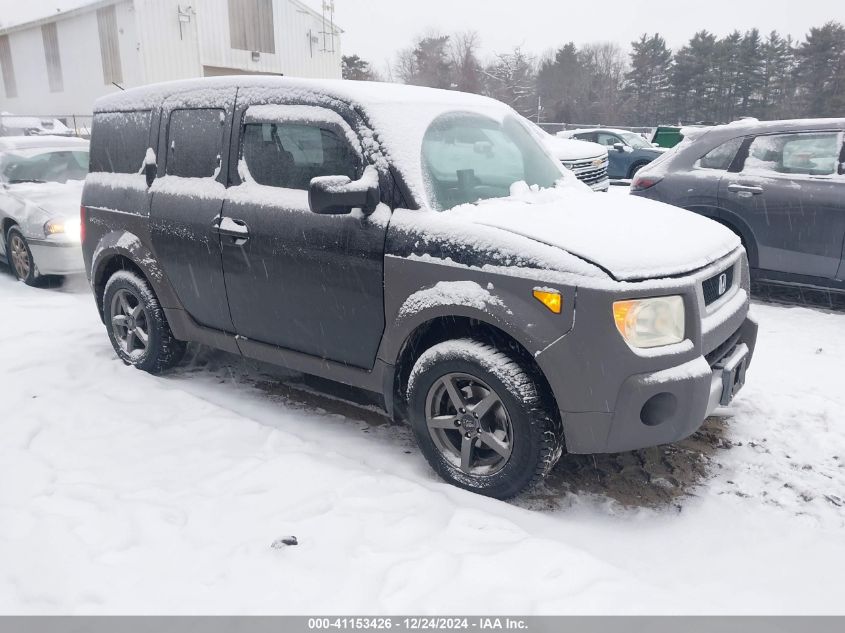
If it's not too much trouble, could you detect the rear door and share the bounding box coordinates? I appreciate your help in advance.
[149,88,236,331]
[718,130,845,279]
[220,99,388,369]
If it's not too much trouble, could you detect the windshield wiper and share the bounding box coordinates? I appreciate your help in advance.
[8,179,47,184]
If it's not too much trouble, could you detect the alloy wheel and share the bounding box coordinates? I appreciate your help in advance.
[110,288,150,356]
[9,234,31,280]
[425,372,514,476]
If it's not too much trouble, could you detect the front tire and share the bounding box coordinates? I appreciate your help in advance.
[103,270,186,374]
[628,162,648,179]
[6,227,39,286]
[407,339,563,499]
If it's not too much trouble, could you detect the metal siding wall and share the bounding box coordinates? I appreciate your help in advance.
[42,22,64,93]
[0,34,17,98]
[97,5,123,84]
[228,0,275,54]
[198,0,341,78]
[133,0,203,84]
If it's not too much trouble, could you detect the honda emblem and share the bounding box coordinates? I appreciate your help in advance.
[718,273,728,295]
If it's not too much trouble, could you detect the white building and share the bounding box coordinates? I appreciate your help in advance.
[0,0,342,118]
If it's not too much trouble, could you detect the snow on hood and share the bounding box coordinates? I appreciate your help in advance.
[448,183,740,281]
[542,136,606,161]
[7,180,84,220]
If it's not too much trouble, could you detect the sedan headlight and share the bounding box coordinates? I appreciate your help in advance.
[613,296,685,348]
[44,217,81,240]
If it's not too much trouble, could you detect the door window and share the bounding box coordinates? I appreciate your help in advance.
[696,137,743,170]
[596,133,621,147]
[166,108,225,178]
[743,132,841,177]
[241,122,358,189]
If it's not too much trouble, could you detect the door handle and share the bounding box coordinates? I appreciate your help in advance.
[728,184,763,197]
[212,217,250,245]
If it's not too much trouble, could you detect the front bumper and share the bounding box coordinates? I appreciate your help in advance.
[28,238,85,275]
[535,249,758,454]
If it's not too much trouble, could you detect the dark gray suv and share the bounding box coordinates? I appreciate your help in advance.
[81,77,757,499]
[631,118,845,293]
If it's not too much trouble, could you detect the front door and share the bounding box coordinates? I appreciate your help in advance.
[149,89,236,331]
[220,101,388,369]
[718,130,845,279]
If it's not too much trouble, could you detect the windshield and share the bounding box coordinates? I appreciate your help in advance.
[619,132,651,149]
[422,113,563,211]
[2,149,89,184]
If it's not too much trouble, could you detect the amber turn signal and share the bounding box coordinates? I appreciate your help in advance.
[532,289,562,314]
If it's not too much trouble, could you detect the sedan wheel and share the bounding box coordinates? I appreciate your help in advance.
[6,228,38,285]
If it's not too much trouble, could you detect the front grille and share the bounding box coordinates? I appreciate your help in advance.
[702,266,735,305]
[561,158,608,186]
[705,326,742,367]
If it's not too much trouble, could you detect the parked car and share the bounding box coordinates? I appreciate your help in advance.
[559,128,666,179]
[631,118,845,294]
[0,113,74,137]
[525,120,609,191]
[81,77,757,499]
[0,136,88,284]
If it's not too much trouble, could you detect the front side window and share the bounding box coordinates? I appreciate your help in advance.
[1,149,89,184]
[166,108,225,178]
[596,132,620,147]
[241,122,358,189]
[90,110,151,173]
[696,137,743,170]
[618,131,651,149]
[422,113,562,211]
[743,132,841,177]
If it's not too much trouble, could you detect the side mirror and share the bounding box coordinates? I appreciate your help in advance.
[309,174,379,215]
[613,142,625,152]
[144,162,157,187]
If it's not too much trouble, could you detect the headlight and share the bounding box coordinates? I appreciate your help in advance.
[613,296,685,348]
[44,217,81,240]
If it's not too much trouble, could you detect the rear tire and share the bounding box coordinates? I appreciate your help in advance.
[628,162,648,179]
[407,339,563,499]
[103,270,186,374]
[6,226,39,286]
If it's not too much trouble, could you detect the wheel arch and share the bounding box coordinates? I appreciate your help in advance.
[91,230,178,323]
[390,314,560,430]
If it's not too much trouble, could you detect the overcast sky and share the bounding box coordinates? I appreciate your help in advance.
[333,0,840,71]
[2,0,840,71]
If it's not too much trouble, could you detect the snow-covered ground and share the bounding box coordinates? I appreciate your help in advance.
[1,269,844,615]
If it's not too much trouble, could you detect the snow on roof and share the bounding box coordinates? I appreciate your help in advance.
[96,76,511,205]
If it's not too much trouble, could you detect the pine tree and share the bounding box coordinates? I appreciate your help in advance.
[795,21,845,116]
[671,31,720,122]
[760,31,796,118]
[624,33,673,125]
[341,55,379,81]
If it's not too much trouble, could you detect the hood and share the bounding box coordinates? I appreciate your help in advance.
[449,184,740,281]
[542,136,606,161]
[7,180,84,220]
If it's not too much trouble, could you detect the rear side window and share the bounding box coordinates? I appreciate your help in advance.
[696,137,743,170]
[743,132,841,176]
[166,108,225,178]
[90,110,151,173]
[241,122,357,189]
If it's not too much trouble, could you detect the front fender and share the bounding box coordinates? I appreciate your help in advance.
[377,254,576,367]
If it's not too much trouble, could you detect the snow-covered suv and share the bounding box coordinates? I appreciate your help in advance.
[81,77,758,499]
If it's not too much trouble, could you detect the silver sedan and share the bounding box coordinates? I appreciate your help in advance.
[0,135,88,285]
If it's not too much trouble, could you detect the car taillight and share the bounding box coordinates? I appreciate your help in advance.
[631,174,663,191]
[80,205,86,243]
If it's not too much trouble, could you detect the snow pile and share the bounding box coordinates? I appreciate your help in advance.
[397,280,505,319]
[0,275,844,613]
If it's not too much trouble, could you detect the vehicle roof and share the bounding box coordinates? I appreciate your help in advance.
[707,117,845,137]
[566,128,637,135]
[0,135,89,151]
[95,76,505,113]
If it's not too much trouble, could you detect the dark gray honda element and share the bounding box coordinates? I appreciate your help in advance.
[631,118,845,293]
[81,77,758,499]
